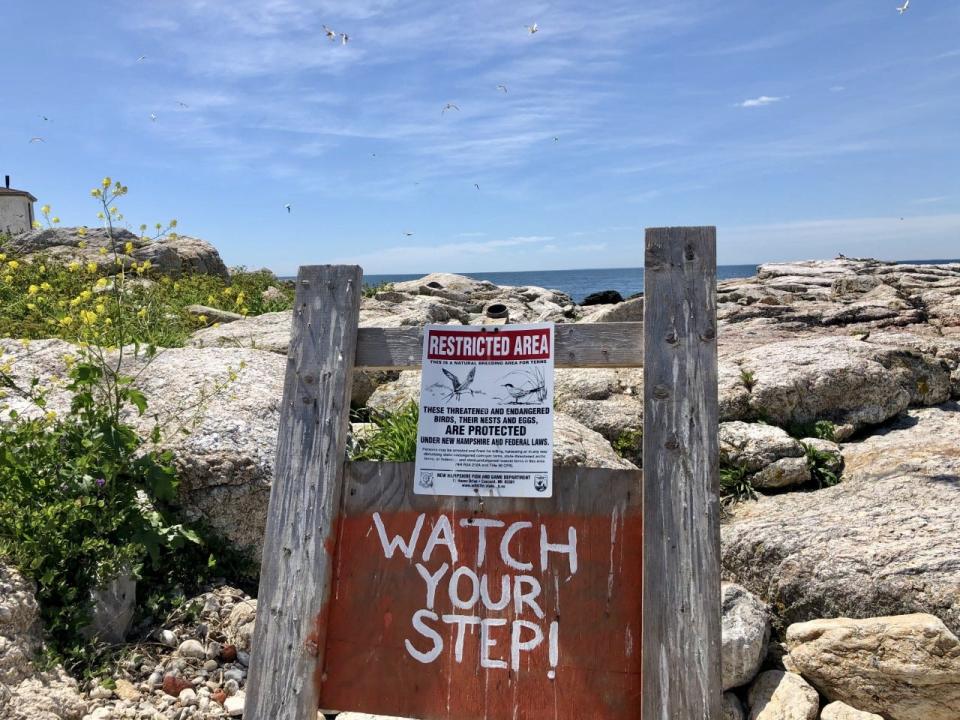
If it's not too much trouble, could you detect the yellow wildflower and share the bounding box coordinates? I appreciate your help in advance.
[137,308,147,319]
[7,260,19,270]
[80,290,92,301]
[32,220,42,229]
[95,278,108,288]
[38,265,45,273]
[97,212,105,220]
[52,217,60,224]
[207,295,216,304]
[2,275,11,283]
[78,240,87,249]
[124,241,134,254]
[45,411,57,422]
[28,285,39,295]
[102,177,111,188]
[41,204,51,216]
[95,304,105,314]
[104,318,112,325]
[91,188,101,198]
[80,310,97,325]
[197,314,208,324]
[0,254,5,261]
[41,282,51,291]
[27,303,36,311]
[77,227,87,237]
[59,316,74,326]
[68,261,80,272]
[140,260,151,271]
[86,262,97,273]
[98,247,108,256]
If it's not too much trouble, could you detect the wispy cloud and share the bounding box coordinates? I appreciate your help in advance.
[739,95,786,108]
[912,196,947,205]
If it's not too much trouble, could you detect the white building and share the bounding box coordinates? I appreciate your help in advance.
[0,176,36,235]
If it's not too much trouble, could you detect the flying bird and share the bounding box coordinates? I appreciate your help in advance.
[474,183,480,191]
[323,25,337,40]
[526,23,539,34]
[553,136,559,142]
[896,0,909,14]
[29,137,45,143]
[497,84,508,93]
[442,367,477,401]
[176,101,189,108]
[40,115,50,121]
[340,32,349,45]
[442,103,460,114]
[403,231,414,236]
[284,204,291,213]
[136,55,147,62]
[149,113,158,122]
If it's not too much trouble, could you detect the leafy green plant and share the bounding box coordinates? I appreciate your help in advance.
[720,463,757,506]
[362,281,394,298]
[787,419,837,442]
[739,368,757,392]
[802,442,842,488]
[350,402,418,461]
[612,428,643,465]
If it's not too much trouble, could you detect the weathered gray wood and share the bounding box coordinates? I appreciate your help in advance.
[355,321,644,370]
[343,460,642,515]
[642,227,721,720]
[245,265,363,720]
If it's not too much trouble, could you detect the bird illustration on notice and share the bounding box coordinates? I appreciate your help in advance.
[284,204,292,213]
[897,0,910,14]
[442,367,477,401]
[497,84,508,93]
[502,383,537,403]
[442,103,460,114]
[29,137,45,143]
[526,23,539,34]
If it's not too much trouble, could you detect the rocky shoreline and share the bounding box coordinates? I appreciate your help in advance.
[1,235,959,719]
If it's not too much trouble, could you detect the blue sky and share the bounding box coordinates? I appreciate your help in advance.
[2,0,959,274]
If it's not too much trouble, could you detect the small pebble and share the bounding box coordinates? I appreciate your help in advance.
[223,679,239,696]
[212,689,227,705]
[224,693,245,717]
[89,685,113,700]
[178,688,198,707]
[223,668,245,683]
[236,651,250,667]
[220,644,237,663]
[177,639,206,659]
[158,629,178,648]
[205,640,222,661]
[203,659,219,672]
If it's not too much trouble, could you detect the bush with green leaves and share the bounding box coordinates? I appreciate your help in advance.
[802,442,843,488]
[720,463,757,507]
[350,402,419,461]
[612,427,643,465]
[0,179,257,673]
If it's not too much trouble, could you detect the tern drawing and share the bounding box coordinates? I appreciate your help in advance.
[442,103,460,114]
[526,23,539,34]
[442,367,477,401]
[897,0,909,14]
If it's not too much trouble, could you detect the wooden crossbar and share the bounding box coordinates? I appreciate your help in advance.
[355,322,644,370]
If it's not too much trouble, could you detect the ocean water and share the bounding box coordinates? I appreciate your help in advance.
[361,266,758,303]
[284,259,958,304]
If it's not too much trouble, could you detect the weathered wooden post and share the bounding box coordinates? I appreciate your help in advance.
[642,227,721,720]
[244,265,362,720]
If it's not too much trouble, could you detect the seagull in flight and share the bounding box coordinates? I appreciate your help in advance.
[136,55,147,62]
[29,137,45,143]
[176,101,189,108]
[896,0,909,13]
[149,113,158,122]
[340,32,349,45]
[474,183,480,191]
[403,231,414,236]
[323,25,337,41]
[40,115,50,121]
[526,23,539,34]
[442,103,460,114]
[497,84,508,93]
[284,204,292,213]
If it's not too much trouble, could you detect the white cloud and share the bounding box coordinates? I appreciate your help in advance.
[739,95,786,108]
[829,85,845,92]
[911,196,947,205]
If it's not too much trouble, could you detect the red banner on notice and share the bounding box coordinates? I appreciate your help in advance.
[426,328,551,361]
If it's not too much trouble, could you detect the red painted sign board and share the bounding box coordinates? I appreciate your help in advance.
[318,464,643,720]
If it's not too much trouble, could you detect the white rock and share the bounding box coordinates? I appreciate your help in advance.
[177,639,206,659]
[224,692,245,716]
[158,629,178,648]
[820,701,884,720]
[178,687,198,706]
[722,583,770,690]
[747,670,818,720]
[89,684,114,699]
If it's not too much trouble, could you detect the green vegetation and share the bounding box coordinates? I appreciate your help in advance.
[802,442,843,488]
[350,402,419,462]
[362,280,394,298]
[612,427,643,465]
[786,419,837,442]
[720,463,757,507]
[0,179,257,675]
[739,367,757,392]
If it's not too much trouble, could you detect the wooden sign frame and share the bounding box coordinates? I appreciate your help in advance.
[245,227,720,720]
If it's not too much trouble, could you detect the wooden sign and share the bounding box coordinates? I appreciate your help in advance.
[320,463,642,718]
[244,228,720,720]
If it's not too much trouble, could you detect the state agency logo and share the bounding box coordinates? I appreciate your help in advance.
[534,474,548,492]
[419,471,434,489]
